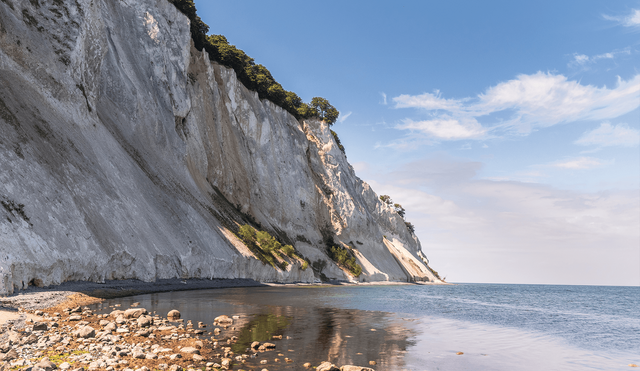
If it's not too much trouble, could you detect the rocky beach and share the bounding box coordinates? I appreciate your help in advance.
[0,284,377,371]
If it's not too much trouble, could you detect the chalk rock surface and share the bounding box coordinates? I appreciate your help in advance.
[0,0,440,295]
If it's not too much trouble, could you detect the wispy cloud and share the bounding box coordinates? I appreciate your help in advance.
[396,117,485,140]
[603,9,640,28]
[394,90,462,111]
[379,92,387,105]
[391,72,640,142]
[568,48,632,69]
[551,157,604,170]
[575,122,640,147]
[338,111,352,123]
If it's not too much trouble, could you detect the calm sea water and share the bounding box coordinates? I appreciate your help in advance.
[94,283,640,370]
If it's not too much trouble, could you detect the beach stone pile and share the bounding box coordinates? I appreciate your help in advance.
[0,304,376,371]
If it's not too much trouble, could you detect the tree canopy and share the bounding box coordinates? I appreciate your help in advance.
[168,0,339,125]
[310,98,339,125]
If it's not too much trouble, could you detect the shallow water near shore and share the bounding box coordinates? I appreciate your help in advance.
[93,283,640,370]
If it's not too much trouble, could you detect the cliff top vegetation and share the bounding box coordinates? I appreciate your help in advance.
[168,0,339,125]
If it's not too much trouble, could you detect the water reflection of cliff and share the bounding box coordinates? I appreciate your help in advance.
[228,305,415,370]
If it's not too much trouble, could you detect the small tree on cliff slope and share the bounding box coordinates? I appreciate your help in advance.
[394,203,406,218]
[310,97,339,125]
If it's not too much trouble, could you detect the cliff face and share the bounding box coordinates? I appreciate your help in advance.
[0,0,440,295]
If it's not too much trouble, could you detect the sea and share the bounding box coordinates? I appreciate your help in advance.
[93,283,640,370]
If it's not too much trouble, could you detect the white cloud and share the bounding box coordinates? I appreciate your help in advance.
[572,54,590,65]
[477,72,638,124]
[338,111,352,123]
[396,117,485,140]
[604,9,640,28]
[551,157,603,169]
[380,92,387,105]
[575,122,640,147]
[394,90,462,111]
[364,157,640,285]
[391,72,640,141]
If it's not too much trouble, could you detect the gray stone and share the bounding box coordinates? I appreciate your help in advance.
[22,333,38,345]
[34,357,57,371]
[213,315,232,325]
[317,362,340,371]
[341,366,375,371]
[1,349,17,361]
[192,354,204,362]
[137,315,153,327]
[76,326,96,338]
[167,310,181,319]
[33,322,48,331]
[180,347,199,355]
[124,308,147,319]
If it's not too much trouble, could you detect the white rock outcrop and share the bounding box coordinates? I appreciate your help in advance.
[0,0,441,295]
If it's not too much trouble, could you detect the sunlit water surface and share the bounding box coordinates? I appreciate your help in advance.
[94,283,640,370]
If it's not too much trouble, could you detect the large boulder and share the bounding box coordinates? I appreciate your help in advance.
[75,326,95,338]
[167,310,181,319]
[137,315,153,327]
[214,315,233,325]
[124,308,147,319]
[34,357,57,371]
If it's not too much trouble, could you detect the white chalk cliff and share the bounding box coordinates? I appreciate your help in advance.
[0,0,441,295]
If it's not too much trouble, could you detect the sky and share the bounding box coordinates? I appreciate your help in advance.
[193,0,640,286]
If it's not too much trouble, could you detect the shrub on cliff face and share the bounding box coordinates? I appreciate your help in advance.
[281,244,295,257]
[237,225,306,270]
[405,222,415,234]
[238,225,257,245]
[330,130,345,153]
[327,243,362,277]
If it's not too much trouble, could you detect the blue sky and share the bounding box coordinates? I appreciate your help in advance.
[194,1,640,286]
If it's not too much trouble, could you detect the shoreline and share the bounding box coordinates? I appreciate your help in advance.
[0,278,446,371]
[1,278,448,313]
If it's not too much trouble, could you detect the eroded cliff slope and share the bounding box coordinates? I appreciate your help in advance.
[0,0,441,295]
